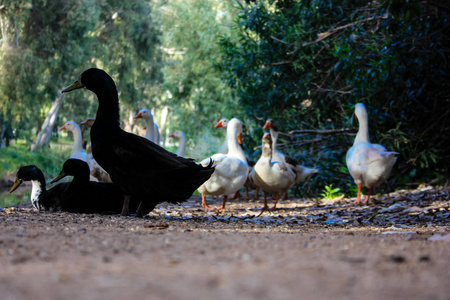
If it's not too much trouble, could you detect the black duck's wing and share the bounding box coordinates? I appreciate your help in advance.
[40,182,70,211]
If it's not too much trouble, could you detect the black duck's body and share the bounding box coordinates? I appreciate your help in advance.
[52,159,139,214]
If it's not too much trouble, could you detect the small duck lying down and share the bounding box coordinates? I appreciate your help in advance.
[10,159,139,214]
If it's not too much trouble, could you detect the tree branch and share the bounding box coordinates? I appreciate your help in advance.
[270,15,387,55]
[289,128,357,135]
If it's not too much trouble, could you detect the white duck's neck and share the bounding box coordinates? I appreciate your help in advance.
[30,180,43,210]
[270,128,279,152]
[354,109,370,144]
[69,124,85,158]
[144,118,155,141]
[176,134,186,157]
[226,122,246,163]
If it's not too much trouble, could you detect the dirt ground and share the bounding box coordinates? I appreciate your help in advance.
[1,186,450,300]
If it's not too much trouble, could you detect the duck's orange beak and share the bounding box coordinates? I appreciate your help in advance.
[59,124,67,131]
[214,120,223,128]
[263,120,271,130]
[169,132,175,138]
[135,112,143,119]
[80,120,88,126]
[237,133,242,144]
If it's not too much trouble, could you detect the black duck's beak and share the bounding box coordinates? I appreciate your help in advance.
[62,76,84,93]
[51,170,67,184]
[9,178,23,193]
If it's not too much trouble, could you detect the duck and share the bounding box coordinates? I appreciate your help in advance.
[59,121,87,162]
[51,159,139,214]
[62,68,214,217]
[216,118,257,200]
[346,103,398,204]
[9,165,69,211]
[216,118,229,154]
[80,118,112,182]
[263,118,318,199]
[198,118,249,210]
[168,130,186,157]
[134,108,161,144]
[250,132,296,212]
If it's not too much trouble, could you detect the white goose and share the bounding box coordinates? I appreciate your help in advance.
[216,118,229,154]
[250,133,296,211]
[79,118,112,183]
[263,119,318,199]
[346,103,398,204]
[198,118,249,210]
[134,108,161,144]
[216,118,257,200]
[59,121,87,162]
[168,130,186,157]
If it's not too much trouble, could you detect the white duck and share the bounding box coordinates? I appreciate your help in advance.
[250,133,296,212]
[168,130,186,157]
[346,103,398,204]
[216,118,257,200]
[198,118,249,210]
[80,118,112,183]
[134,108,161,144]
[216,118,229,154]
[263,119,318,199]
[59,121,87,162]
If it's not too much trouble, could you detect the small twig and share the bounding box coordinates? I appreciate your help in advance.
[289,128,357,135]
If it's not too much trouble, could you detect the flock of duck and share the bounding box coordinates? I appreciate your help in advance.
[9,68,398,218]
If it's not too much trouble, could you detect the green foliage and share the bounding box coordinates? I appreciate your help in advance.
[0,0,163,146]
[320,184,342,200]
[218,0,450,196]
[0,142,70,180]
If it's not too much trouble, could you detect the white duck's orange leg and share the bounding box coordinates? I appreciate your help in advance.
[217,195,228,210]
[231,190,241,200]
[254,187,260,200]
[270,194,280,211]
[363,187,374,204]
[353,183,362,204]
[201,194,214,210]
[256,192,269,217]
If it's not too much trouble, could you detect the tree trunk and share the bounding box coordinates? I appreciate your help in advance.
[30,93,63,152]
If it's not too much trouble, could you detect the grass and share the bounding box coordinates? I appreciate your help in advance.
[0,140,71,207]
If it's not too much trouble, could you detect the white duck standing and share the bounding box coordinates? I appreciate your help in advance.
[216,118,229,154]
[169,130,186,157]
[346,103,398,204]
[250,133,296,212]
[263,119,318,199]
[79,118,112,182]
[59,121,87,162]
[198,118,249,210]
[135,108,161,144]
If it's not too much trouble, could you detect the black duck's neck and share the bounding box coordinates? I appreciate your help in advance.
[94,78,121,128]
[70,171,90,185]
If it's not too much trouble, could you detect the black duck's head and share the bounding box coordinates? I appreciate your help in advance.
[10,165,42,193]
[52,159,90,184]
[62,68,117,96]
